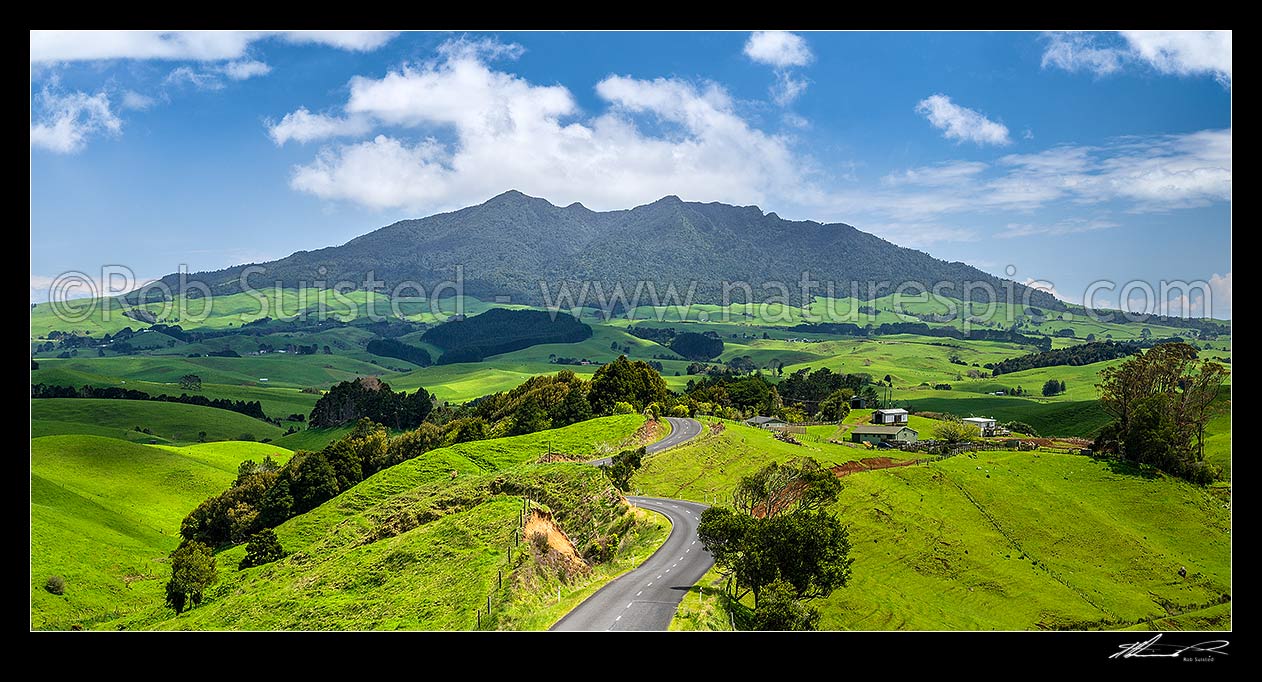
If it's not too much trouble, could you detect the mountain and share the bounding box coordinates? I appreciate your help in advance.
[143,190,1062,311]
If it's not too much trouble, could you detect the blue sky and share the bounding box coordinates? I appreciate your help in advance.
[30,30,1232,317]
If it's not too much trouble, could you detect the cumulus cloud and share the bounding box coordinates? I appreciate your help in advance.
[267,108,372,145]
[222,59,271,80]
[30,88,121,153]
[743,31,813,67]
[29,30,397,63]
[1041,31,1231,86]
[277,38,812,212]
[743,31,814,107]
[1163,271,1232,319]
[915,94,1011,146]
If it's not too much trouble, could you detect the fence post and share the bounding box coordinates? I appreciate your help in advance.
[477,610,480,629]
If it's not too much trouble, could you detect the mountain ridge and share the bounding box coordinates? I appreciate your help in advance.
[140,190,1063,311]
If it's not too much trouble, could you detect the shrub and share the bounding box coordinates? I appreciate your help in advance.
[530,531,550,555]
[612,401,635,415]
[44,575,65,595]
[240,529,285,569]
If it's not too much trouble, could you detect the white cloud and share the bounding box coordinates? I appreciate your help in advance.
[279,31,398,52]
[882,161,988,187]
[163,59,273,91]
[164,65,224,90]
[743,31,813,107]
[267,108,372,145]
[29,30,397,63]
[1121,31,1232,84]
[995,219,1119,239]
[771,72,809,106]
[280,39,812,212]
[1040,32,1128,75]
[1041,31,1231,86]
[818,129,1230,230]
[222,59,271,80]
[120,90,156,110]
[1209,271,1232,318]
[1163,271,1231,319]
[743,31,813,68]
[30,88,121,153]
[915,94,1011,146]
[30,273,158,304]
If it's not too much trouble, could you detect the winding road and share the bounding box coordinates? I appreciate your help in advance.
[554,417,714,631]
[588,416,704,465]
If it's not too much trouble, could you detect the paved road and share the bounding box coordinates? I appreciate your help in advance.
[550,496,714,631]
[555,416,712,631]
[588,416,704,465]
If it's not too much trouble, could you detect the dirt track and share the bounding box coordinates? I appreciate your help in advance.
[831,457,920,477]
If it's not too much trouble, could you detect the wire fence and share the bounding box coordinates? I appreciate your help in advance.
[472,495,533,631]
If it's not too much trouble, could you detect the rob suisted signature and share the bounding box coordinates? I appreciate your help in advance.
[1111,634,1229,660]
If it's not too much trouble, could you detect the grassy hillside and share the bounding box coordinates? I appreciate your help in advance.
[32,399,286,444]
[103,415,655,630]
[31,436,292,630]
[637,429,1231,631]
[34,355,398,390]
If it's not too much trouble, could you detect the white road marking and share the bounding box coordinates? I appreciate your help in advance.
[692,541,696,545]
[647,582,653,586]
[637,591,643,596]
[686,549,691,553]
[666,568,671,573]
[616,616,622,622]
[657,575,662,579]
[626,602,634,609]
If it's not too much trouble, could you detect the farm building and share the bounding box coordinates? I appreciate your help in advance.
[963,417,998,436]
[872,408,909,424]
[851,425,918,445]
[744,416,787,429]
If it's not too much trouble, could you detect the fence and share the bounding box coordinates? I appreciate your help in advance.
[472,495,533,630]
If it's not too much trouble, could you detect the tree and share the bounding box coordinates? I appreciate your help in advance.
[670,332,725,361]
[1041,378,1065,396]
[603,447,645,492]
[179,374,202,391]
[932,415,981,443]
[1095,342,1227,483]
[587,356,669,413]
[732,458,841,519]
[508,397,550,435]
[698,461,853,621]
[165,541,218,614]
[549,384,593,427]
[240,529,285,569]
[816,389,853,422]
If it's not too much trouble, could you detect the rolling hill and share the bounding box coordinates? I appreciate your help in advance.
[636,419,1231,631]
[31,436,293,629]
